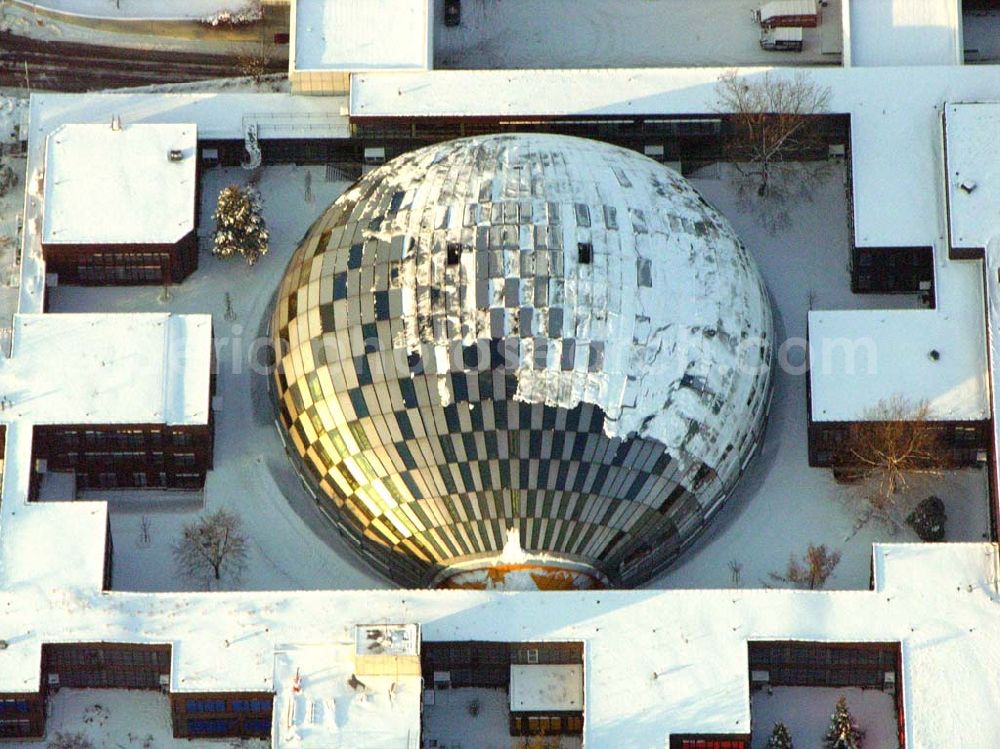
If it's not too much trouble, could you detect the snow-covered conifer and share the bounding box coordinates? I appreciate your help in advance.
[823,696,864,749]
[767,721,793,749]
[212,185,269,266]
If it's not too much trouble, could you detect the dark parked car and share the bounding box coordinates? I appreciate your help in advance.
[444,0,461,27]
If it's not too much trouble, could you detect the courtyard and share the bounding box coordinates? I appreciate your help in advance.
[751,687,898,749]
[43,158,991,594]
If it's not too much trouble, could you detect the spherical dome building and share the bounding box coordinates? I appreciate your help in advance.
[271,133,773,589]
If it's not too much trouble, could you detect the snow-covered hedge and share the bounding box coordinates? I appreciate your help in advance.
[200,1,262,27]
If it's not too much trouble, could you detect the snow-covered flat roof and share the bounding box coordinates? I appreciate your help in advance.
[808,305,989,422]
[292,0,431,72]
[272,644,420,749]
[848,0,962,67]
[0,313,212,426]
[944,102,1000,251]
[510,664,583,713]
[42,123,197,245]
[1,543,1000,746]
[0,439,108,592]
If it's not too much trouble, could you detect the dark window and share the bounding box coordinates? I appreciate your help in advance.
[232,699,270,713]
[577,242,592,264]
[172,431,194,448]
[185,699,226,713]
[187,719,233,735]
[447,242,463,265]
[0,700,28,714]
[244,717,272,733]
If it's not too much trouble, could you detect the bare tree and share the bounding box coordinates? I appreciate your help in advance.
[715,70,832,231]
[835,396,954,524]
[237,37,273,85]
[770,543,841,590]
[173,509,248,585]
[728,559,743,588]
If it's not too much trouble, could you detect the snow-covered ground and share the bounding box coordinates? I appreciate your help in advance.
[423,688,512,749]
[0,154,25,287]
[434,0,842,69]
[422,687,583,749]
[0,2,279,54]
[2,689,268,749]
[751,686,897,749]
[47,161,991,594]
[0,95,28,145]
[0,95,27,340]
[4,0,261,22]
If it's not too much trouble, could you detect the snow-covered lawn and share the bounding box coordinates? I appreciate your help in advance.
[434,0,842,70]
[751,686,897,749]
[3,689,267,749]
[46,161,991,594]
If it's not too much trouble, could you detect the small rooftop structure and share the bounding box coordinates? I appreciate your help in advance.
[807,305,988,422]
[42,123,196,246]
[510,664,584,713]
[354,624,420,658]
[292,0,432,72]
[0,313,213,426]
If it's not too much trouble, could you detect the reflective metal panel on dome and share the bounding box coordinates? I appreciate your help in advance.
[271,133,773,588]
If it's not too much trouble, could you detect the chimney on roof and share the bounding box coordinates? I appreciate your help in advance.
[111,114,122,131]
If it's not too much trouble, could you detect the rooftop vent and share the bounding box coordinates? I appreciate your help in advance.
[959,180,977,194]
[110,115,122,131]
[577,242,593,265]
[168,149,184,162]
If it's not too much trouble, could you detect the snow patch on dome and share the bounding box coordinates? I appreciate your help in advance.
[353,134,773,487]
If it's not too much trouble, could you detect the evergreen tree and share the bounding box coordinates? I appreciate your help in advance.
[823,696,864,749]
[212,185,269,266]
[767,721,793,749]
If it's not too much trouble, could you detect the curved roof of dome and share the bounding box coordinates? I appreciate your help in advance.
[272,133,774,587]
[346,133,771,476]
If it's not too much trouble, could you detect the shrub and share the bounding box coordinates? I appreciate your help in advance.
[906,495,947,541]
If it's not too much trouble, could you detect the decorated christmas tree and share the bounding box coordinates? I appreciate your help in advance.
[766,721,793,749]
[212,185,269,266]
[823,696,864,749]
